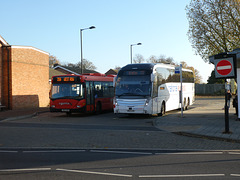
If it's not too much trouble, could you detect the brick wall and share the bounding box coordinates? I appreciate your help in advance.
[1,46,12,109]
[0,44,2,104]
[11,46,49,109]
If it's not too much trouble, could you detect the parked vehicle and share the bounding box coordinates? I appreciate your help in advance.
[114,63,195,116]
[50,73,115,115]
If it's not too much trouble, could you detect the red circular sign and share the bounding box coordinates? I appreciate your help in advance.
[216,60,232,76]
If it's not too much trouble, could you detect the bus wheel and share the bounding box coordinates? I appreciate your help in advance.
[95,102,102,114]
[66,112,72,116]
[159,102,165,116]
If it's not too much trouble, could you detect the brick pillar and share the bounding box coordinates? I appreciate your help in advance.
[2,46,12,109]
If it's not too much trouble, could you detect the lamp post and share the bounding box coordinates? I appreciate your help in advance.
[80,26,95,74]
[130,43,142,64]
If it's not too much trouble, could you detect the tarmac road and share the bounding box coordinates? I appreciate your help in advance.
[0,97,240,150]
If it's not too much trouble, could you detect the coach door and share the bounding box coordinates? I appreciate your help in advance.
[152,75,158,114]
[86,81,95,112]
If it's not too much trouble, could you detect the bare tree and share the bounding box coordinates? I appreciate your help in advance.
[186,0,240,62]
[114,66,121,71]
[133,54,145,63]
[79,59,96,71]
[63,59,97,74]
[181,61,202,83]
[49,55,60,67]
[148,55,158,63]
[147,54,175,64]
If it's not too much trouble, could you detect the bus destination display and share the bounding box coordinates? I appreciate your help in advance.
[52,76,81,83]
[124,71,145,76]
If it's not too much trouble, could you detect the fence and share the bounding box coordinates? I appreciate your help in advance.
[195,84,225,96]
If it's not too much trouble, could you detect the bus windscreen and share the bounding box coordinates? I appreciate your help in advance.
[115,75,151,97]
[50,83,84,99]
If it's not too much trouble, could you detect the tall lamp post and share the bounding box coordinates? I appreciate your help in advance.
[80,26,95,74]
[130,43,142,64]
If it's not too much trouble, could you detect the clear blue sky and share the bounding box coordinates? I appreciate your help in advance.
[1,0,214,83]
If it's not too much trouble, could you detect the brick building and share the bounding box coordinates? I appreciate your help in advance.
[105,68,118,75]
[0,35,49,109]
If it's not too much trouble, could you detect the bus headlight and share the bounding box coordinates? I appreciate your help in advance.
[114,98,118,107]
[145,99,149,106]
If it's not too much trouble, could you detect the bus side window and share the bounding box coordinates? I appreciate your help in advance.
[94,82,103,98]
[109,82,114,97]
[102,82,109,97]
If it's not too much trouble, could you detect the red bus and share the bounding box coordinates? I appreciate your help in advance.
[50,73,115,115]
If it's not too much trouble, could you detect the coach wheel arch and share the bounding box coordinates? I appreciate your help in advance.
[159,101,165,116]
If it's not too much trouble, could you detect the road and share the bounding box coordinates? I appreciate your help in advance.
[0,97,240,179]
[1,149,240,179]
[0,104,240,150]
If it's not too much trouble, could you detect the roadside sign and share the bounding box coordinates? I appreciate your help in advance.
[175,66,180,74]
[216,60,232,75]
[214,57,235,78]
[209,52,237,133]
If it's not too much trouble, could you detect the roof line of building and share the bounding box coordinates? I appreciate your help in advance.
[11,45,49,55]
[0,35,9,46]
[53,65,80,75]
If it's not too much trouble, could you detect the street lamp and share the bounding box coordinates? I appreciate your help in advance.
[130,43,142,64]
[80,26,96,74]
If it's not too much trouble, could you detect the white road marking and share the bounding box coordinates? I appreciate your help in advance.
[56,168,132,177]
[90,150,152,155]
[0,168,51,172]
[23,150,86,153]
[228,152,240,155]
[139,174,225,178]
[231,174,240,176]
[0,150,18,153]
[155,152,223,155]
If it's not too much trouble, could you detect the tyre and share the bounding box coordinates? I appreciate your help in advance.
[66,112,72,116]
[95,102,102,114]
[183,98,186,111]
[159,102,165,116]
[183,98,189,111]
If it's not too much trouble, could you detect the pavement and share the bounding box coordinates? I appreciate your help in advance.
[1,97,240,144]
[154,97,240,143]
[0,107,49,121]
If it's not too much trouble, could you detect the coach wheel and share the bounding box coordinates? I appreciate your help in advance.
[95,102,102,114]
[183,98,188,111]
[185,98,190,110]
[159,102,165,116]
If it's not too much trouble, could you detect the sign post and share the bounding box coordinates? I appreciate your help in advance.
[212,53,236,134]
[175,65,183,117]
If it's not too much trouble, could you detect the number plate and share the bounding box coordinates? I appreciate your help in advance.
[127,107,134,112]
[62,109,70,112]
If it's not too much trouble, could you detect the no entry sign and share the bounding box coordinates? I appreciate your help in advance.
[216,60,232,75]
[214,57,235,78]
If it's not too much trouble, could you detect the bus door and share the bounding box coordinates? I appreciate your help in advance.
[86,81,95,112]
[152,75,158,114]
